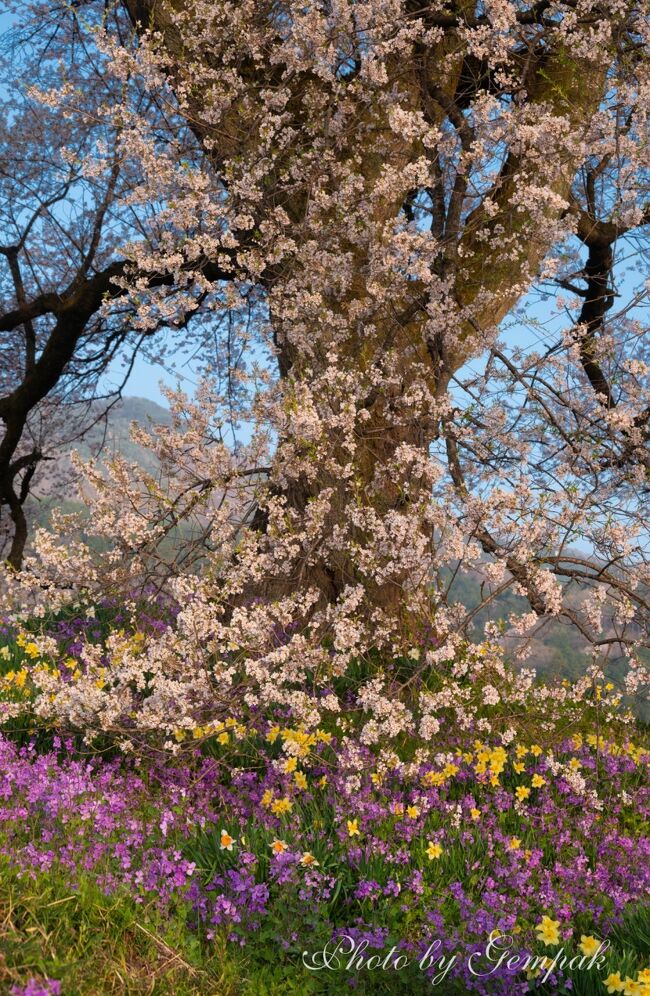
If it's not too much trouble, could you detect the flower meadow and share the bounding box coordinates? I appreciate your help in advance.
[1,0,650,991]
[0,604,648,995]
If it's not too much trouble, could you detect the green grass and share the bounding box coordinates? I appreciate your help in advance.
[0,860,364,995]
[0,861,238,995]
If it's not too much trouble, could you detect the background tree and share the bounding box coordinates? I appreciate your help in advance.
[0,3,133,567]
[0,3,242,568]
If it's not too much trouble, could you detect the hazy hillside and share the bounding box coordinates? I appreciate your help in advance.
[37,396,171,491]
[72,396,172,471]
[26,396,171,526]
[449,570,649,722]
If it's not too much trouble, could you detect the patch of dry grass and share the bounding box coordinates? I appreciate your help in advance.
[0,860,238,995]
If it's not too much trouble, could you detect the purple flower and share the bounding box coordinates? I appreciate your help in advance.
[11,979,62,996]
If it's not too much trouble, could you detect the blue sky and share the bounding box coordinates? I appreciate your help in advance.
[103,352,188,408]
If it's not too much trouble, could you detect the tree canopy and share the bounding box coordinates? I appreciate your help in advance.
[0,0,649,737]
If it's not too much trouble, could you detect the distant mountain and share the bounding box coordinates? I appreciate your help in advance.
[48,395,170,483]
[72,396,172,466]
[27,396,171,519]
[448,570,649,722]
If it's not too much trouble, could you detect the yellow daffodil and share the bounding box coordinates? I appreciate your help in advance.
[535,915,560,946]
[508,837,521,850]
[219,829,235,851]
[347,819,360,837]
[407,805,420,819]
[526,956,552,981]
[426,841,443,860]
[531,774,546,788]
[579,935,601,957]
[271,797,293,816]
[294,771,308,790]
[515,786,531,802]
[530,745,543,757]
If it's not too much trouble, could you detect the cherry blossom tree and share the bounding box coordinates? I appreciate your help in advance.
[0,4,134,566]
[1,0,649,740]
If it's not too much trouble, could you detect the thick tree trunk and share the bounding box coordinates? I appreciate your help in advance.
[258,310,440,634]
